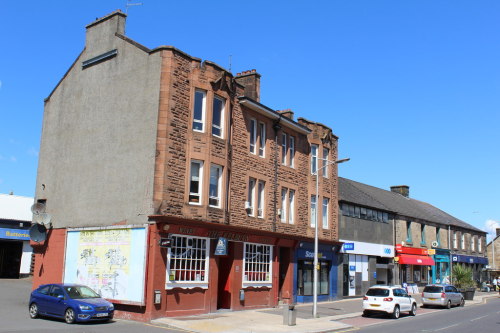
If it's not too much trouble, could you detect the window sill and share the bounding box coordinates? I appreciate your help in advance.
[242,282,272,289]
[166,282,208,290]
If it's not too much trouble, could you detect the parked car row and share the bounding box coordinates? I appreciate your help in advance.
[362,283,465,319]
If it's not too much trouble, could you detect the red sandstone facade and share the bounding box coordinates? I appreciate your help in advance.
[32,11,341,321]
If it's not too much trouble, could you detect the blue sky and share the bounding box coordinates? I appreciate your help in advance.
[1,1,499,240]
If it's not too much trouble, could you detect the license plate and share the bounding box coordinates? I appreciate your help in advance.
[428,298,437,301]
[370,304,380,307]
[95,313,108,317]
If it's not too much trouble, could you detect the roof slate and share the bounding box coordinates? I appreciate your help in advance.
[339,177,484,233]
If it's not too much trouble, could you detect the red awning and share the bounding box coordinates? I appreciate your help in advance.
[397,254,435,266]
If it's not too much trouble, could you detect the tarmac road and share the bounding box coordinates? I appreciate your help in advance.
[341,296,500,333]
[0,278,186,333]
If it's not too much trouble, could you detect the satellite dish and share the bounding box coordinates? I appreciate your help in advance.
[31,202,46,215]
[29,223,47,243]
[33,213,52,224]
[38,213,52,224]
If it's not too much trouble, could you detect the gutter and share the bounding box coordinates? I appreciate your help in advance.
[238,97,311,135]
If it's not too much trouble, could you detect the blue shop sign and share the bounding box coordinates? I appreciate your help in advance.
[452,254,488,265]
[343,243,354,251]
[214,237,228,256]
[0,228,30,241]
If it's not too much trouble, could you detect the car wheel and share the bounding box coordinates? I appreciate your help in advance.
[362,311,370,317]
[29,303,39,319]
[460,298,465,307]
[446,300,451,309]
[391,305,400,319]
[421,304,427,308]
[410,303,417,316]
[65,308,76,324]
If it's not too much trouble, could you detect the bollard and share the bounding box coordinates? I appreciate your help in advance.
[283,304,296,326]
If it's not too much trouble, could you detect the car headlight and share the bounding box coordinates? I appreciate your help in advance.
[109,304,114,310]
[79,305,92,311]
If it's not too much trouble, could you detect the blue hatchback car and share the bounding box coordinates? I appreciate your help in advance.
[29,283,114,324]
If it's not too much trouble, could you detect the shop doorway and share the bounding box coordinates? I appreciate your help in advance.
[278,247,291,300]
[217,242,234,310]
[0,241,23,278]
[342,263,349,296]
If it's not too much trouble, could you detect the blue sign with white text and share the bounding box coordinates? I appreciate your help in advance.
[343,243,355,251]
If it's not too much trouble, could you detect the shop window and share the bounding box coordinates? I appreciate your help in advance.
[297,260,330,296]
[243,243,272,287]
[166,235,209,288]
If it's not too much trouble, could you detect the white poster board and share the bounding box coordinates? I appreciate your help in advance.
[63,226,147,305]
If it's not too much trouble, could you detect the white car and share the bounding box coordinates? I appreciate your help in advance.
[362,285,417,319]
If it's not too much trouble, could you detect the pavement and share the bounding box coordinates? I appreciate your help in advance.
[151,291,499,333]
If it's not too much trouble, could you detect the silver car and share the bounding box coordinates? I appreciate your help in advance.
[421,284,464,309]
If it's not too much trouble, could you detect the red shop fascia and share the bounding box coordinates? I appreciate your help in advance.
[142,215,309,320]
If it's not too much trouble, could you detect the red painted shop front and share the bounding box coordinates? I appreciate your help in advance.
[148,217,297,319]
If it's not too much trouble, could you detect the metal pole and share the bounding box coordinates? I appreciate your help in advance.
[313,168,319,318]
[312,158,349,318]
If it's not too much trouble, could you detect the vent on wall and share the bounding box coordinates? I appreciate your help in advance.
[82,49,118,69]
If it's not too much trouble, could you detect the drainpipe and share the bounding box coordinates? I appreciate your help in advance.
[449,225,452,282]
[271,116,282,233]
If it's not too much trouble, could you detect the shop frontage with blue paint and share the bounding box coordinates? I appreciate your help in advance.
[294,242,338,303]
[452,254,488,282]
[431,249,450,284]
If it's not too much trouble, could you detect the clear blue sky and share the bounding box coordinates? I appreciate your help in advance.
[1,1,499,239]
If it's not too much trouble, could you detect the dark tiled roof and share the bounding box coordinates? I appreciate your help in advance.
[339,177,484,233]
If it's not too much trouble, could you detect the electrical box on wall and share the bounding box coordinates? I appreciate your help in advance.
[154,290,162,304]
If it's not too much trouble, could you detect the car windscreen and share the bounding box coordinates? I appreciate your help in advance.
[423,286,443,293]
[64,286,100,299]
[366,288,390,297]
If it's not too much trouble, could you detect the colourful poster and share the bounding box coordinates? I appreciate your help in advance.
[64,227,146,304]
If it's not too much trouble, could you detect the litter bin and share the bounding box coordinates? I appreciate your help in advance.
[464,288,475,300]
[283,304,296,326]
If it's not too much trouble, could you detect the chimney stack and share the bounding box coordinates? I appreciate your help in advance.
[235,69,261,102]
[85,10,126,54]
[277,109,294,120]
[497,228,500,238]
[390,185,410,198]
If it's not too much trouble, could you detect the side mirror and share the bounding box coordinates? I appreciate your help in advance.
[57,294,64,299]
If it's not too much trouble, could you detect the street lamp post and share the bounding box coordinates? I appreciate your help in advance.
[312,157,349,318]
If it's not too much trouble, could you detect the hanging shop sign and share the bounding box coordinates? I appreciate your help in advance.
[214,237,228,256]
